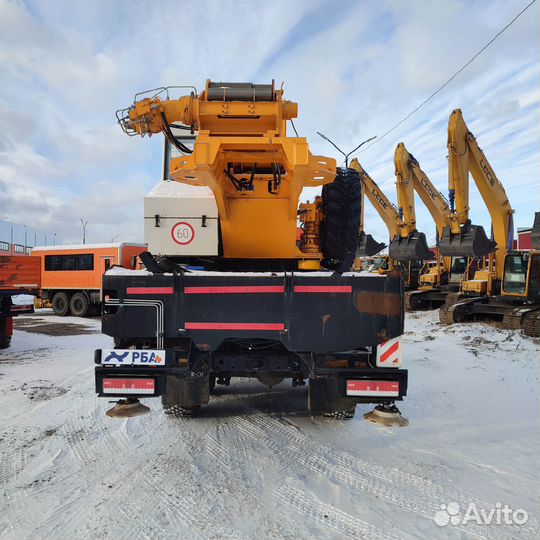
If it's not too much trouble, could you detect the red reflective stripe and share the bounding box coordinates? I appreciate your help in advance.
[379,341,400,363]
[185,322,284,331]
[293,285,352,293]
[103,378,155,390]
[126,287,174,295]
[184,286,285,294]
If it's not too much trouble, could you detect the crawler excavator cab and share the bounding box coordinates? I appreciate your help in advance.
[357,232,386,257]
[438,222,497,258]
[388,230,432,262]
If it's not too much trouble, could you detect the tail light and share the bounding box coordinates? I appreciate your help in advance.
[102,378,155,394]
[346,380,399,397]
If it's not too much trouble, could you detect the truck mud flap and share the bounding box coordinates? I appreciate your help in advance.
[388,230,432,261]
[308,369,407,413]
[162,374,210,409]
[357,232,386,257]
[439,222,496,257]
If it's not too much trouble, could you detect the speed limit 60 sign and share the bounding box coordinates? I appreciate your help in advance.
[171,221,195,245]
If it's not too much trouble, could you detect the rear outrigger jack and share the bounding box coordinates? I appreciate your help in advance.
[364,403,409,427]
[106,398,150,418]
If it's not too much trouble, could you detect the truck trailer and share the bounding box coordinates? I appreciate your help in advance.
[0,255,40,348]
[32,243,146,317]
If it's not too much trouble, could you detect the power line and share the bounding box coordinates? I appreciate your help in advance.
[352,0,536,158]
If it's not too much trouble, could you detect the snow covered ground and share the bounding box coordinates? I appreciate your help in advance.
[0,310,538,540]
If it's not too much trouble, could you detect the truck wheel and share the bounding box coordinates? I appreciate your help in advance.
[163,405,201,417]
[70,292,90,317]
[0,336,11,349]
[321,167,361,269]
[52,292,70,316]
[161,374,209,417]
[323,408,356,420]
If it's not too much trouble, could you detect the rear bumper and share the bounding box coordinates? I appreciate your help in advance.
[95,348,408,403]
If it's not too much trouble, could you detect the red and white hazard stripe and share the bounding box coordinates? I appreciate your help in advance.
[376,337,402,367]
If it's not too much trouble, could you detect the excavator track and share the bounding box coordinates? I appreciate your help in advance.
[522,310,540,338]
[502,311,522,331]
[404,291,419,311]
[438,303,454,325]
[439,293,468,325]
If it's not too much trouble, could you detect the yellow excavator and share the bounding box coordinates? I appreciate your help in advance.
[437,110,539,335]
[350,158,430,288]
[393,143,469,310]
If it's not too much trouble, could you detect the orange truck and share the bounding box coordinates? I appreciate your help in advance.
[0,255,41,348]
[32,243,146,317]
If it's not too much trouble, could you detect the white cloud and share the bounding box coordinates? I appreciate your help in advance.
[0,0,538,248]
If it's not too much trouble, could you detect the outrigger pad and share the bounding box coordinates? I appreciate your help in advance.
[357,232,386,257]
[388,231,432,261]
[439,223,496,257]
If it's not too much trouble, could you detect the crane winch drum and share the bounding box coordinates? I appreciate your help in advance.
[388,230,432,261]
[438,222,497,258]
[357,232,386,257]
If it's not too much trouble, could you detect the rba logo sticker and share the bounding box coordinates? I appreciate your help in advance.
[102,350,164,365]
[434,501,528,527]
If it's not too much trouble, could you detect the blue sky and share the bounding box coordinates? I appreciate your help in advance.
[0,0,538,246]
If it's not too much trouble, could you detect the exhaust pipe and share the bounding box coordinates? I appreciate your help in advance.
[439,222,496,257]
[357,232,386,257]
[389,230,432,261]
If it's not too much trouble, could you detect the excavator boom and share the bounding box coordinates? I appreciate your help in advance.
[439,109,509,267]
[350,158,431,262]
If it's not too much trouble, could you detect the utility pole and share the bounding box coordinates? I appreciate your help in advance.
[81,218,87,244]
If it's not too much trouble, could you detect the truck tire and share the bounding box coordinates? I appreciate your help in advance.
[161,374,209,417]
[70,292,90,317]
[321,167,362,269]
[52,292,70,316]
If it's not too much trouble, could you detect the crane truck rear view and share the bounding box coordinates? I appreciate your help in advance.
[94,81,408,425]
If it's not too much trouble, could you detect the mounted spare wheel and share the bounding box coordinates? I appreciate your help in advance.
[52,292,70,316]
[70,292,90,317]
[320,167,362,269]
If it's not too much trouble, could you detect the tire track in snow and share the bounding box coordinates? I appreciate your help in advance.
[210,390,535,540]
[276,484,404,540]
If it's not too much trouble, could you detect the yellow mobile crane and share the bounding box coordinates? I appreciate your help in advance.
[350,159,430,287]
[117,81,345,270]
[394,143,469,310]
[436,110,539,332]
[92,81,410,422]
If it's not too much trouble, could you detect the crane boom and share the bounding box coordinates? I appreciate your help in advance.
[442,109,513,279]
[117,81,336,263]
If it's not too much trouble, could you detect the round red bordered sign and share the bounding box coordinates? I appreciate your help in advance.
[171,221,195,245]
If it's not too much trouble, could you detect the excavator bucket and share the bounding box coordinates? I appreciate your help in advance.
[388,230,432,262]
[357,232,386,257]
[439,222,496,257]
